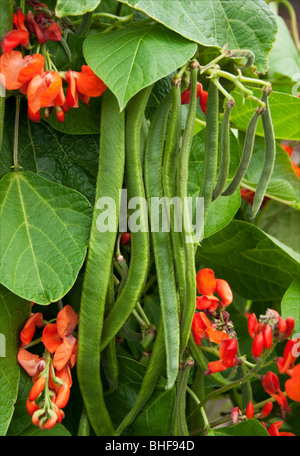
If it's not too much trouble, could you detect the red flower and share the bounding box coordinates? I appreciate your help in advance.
[27,70,65,122]
[64,66,107,109]
[1,8,30,53]
[0,50,44,91]
[192,311,230,346]
[262,371,290,417]
[42,305,78,371]
[181,82,208,114]
[285,364,300,402]
[195,268,233,313]
[246,400,254,419]
[281,144,300,178]
[17,348,46,377]
[277,338,299,374]
[266,421,295,436]
[20,312,44,346]
[25,10,61,44]
[261,401,273,418]
[206,338,238,374]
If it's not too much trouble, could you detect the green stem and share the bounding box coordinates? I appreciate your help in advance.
[13,97,21,172]
[186,387,214,436]
[277,0,300,53]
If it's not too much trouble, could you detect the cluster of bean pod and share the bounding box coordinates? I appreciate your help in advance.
[76,59,276,436]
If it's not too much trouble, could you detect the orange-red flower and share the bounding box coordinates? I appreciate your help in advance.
[192,311,231,346]
[0,50,44,91]
[20,312,44,346]
[206,338,238,374]
[285,364,300,402]
[195,268,233,312]
[27,70,65,122]
[264,420,295,436]
[262,371,290,417]
[277,338,300,374]
[17,348,46,377]
[1,8,30,53]
[281,144,300,178]
[25,10,61,44]
[64,65,107,109]
[42,305,78,371]
[181,81,208,114]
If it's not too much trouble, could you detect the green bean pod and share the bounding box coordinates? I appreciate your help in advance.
[177,65,198,358]
[77,89,125,435]
[144,91,180,389]
[212,100,234,200]
[100,86,153,351]
[162,82,186,319]
[115,318,166,435]
[251,89,276,219]
[199,78,219,226]
[173,360,193,436]
[222,107,262,197]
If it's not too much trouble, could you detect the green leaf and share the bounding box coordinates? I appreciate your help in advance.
[258,201,300,254]
[196,220,300,301]
[0,358,20,436]
[281,278,300,334]
[0,171,92,305]
[230,89,300,140]
[83,23,197,110]
[267,15,300,80]
[43,97,101,135]
[118,0,277,74]
[19,423,72,436]
[1,99,99,204]
[55,0,101,17]
[0,285,31,360]
[105,355,175,435]
[243,137,300,208]
[217,418,269,436]
[189,127,241,239]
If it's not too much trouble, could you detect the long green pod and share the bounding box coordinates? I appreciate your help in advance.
[177,64,198,357]
[77,89,125,436]
[212,100,234,200]
[100,86,153,351]
[162,83,186,318]
[199,78,219,225]
[173,360,193,436]
[144,92,180,389]
[251,89,276,219]
[222,107,262,196]
[115,318,166,435]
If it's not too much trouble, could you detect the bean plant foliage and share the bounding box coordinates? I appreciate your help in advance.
[0,0,299,439]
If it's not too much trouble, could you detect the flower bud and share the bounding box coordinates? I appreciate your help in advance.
[246,400,254,419]
[28,375,46,401]
[263,324,273,349]
[252,332,264,358]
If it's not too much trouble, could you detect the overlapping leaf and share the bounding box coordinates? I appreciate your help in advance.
[83,22,197,110]
[0,172,92,305]
[118,0,277,73]
[55,0,101,17]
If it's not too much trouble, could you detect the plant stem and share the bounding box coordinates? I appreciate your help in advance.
[13,96,21,171]
[186,387,214,436]
[277,0,300,53]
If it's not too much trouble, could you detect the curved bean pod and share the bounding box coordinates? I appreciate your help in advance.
[222,107,262,197]
[76,89,125,436]
[251,89,276,218]
[100,86,153,351]
[144,91,180,389]
[213,99,234,200]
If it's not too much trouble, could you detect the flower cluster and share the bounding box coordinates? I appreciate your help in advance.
[192,268,240,374]
[231,400,295,436]
[181,81,208,114]
[17,304,78,430]
[0,4,106,123]
[247,308,295,359]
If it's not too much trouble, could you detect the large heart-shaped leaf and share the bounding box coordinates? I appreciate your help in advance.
[0,358,20,436]
[55,0,101,17]
[83,22,197,110]
[196,220,300,301]
[1,100,99,204]
[118,0,277,74]
[0,172,92,305]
